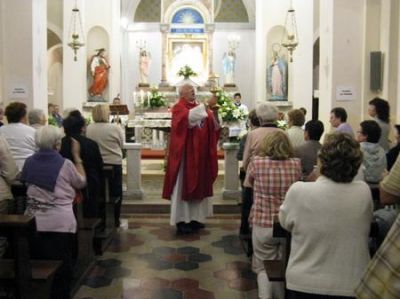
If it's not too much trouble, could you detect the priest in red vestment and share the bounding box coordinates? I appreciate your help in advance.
[162,84,220,234]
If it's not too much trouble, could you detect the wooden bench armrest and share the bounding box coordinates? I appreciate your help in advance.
[0,215,35,228]
[263,260,285,281]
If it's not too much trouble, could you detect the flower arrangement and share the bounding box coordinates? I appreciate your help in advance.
[177,65,197,79]
[144,88,167,108]
[215,90,248,122]
[275,119,288,130]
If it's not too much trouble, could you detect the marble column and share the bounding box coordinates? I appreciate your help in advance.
[1,0,47,111]
[159,24,170,87]
[222,142,240,200]
[124,143,144,200]
[205,23,215,86]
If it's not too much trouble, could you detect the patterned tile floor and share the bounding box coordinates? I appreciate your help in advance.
[73,215,258,299]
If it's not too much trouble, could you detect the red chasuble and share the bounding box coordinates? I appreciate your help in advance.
[162,98,219,201]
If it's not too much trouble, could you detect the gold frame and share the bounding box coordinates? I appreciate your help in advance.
[167,35,209,82]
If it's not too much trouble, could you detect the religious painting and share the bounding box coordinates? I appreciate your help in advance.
[167,36,208,84]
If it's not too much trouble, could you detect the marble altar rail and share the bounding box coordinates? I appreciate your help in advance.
[123,142,240,201]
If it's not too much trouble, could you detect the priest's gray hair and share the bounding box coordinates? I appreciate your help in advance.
[178,84,194,96]
[256,102,278,123]
[28,109,45,125]
[35,125,63,150]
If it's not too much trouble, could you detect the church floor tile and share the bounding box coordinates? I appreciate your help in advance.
[73,215,258,299]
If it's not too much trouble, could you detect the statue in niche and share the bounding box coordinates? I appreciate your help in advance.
[267,45,288,101]
[223,50,236,85]
[139,49,151,86]
[88,48,110,101]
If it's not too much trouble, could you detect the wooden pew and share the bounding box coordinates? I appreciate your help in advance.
[0,215,61,299]
[94,165,116,255]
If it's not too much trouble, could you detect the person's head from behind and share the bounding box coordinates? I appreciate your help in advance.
[179,84,195,102]
[35,125,63,152]
[5,102,28,124]
[28,109,46,126]
[299,107,307,116]
[368,97,390,123]
[318,132,362,183]
[256,102,278,125]
[48,103,55,114]
[92,104,110,123]
[234,93,242,104]
[329,107,348,128]
[287,109,305,127]
[63,112,86,136]
[304,120,324,141]
[394,125,400,144]
[357,120,381,144]
[247,109,260,129]
[259,131,294,160]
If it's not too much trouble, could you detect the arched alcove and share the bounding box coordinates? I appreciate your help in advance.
[47,45,63,107]
[86,26,110,101]
[266,25,288,101]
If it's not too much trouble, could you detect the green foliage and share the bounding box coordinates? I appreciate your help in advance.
[144,88,167,108]
[216,90,248,122]
[48,116,57,127]
[177,65,197,78]
[275,120,288,130]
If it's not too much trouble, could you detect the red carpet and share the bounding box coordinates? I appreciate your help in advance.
[141,149,225,159]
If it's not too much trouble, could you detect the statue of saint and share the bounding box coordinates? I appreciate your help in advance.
[223,50,236,85]
[267,49,288,101]
[139,49,151,84]
[88,48,110,99]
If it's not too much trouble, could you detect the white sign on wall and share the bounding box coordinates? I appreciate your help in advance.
[336,86,355,101]
[8,84,29,99]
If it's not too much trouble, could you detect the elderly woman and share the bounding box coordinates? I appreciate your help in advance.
[242,103,280,171]
[28,108,47,130]
[86,104,124,227]
[287,109,306,148]
[244,131,301,299]
[368,97,390,151]
[21,126,86,299]
[279,133,373,299]
[0,136,19,257]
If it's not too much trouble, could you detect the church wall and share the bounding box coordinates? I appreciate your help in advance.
[0,0,4,105]
[255,0,313,117]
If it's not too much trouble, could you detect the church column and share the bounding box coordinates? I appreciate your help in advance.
[205,24,215,85]
[222,143,240,201]
[319,0,365,131]
[1,0,47,111]
[159,24,170,87]
[124,143,144,200]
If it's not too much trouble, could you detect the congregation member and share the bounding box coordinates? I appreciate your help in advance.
[386,124,400,170]
[244,131,301,299]
[355,155,400,298]
[287,108,306,148]
[86,104,124,227]
[162,84,220,235]
[356,120,386,183]
[0,106,4,127]
[21,126,86,299]
[0,136,19,257]
[368,97,391,151]
[60,111,103,218]
[237,110,260,245]
[294,120,324,177]
[242,102,280,171]
[28,108,47,130]
[330,107,355,137]
[0,102,36,170]
[280,133,373,299]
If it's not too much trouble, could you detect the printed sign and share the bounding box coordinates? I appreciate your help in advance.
[336,86,355,101]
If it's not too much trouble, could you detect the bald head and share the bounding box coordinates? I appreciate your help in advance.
[179,84,195,102]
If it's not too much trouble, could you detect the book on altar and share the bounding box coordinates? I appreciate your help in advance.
[110,104,129,115]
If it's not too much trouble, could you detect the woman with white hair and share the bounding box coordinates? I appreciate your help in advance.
[21,125,86,299]
[28,108,47,130]
[242,102,281,171]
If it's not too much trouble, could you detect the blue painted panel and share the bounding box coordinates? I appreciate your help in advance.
[172,8,204,24]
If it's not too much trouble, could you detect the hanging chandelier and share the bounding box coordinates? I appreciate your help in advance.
[281,0,298,62]
[67,0,85,61]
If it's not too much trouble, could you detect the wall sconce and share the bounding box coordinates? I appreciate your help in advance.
[67,0,85,61]
[281,0,298,62]
[227,34,240,51]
